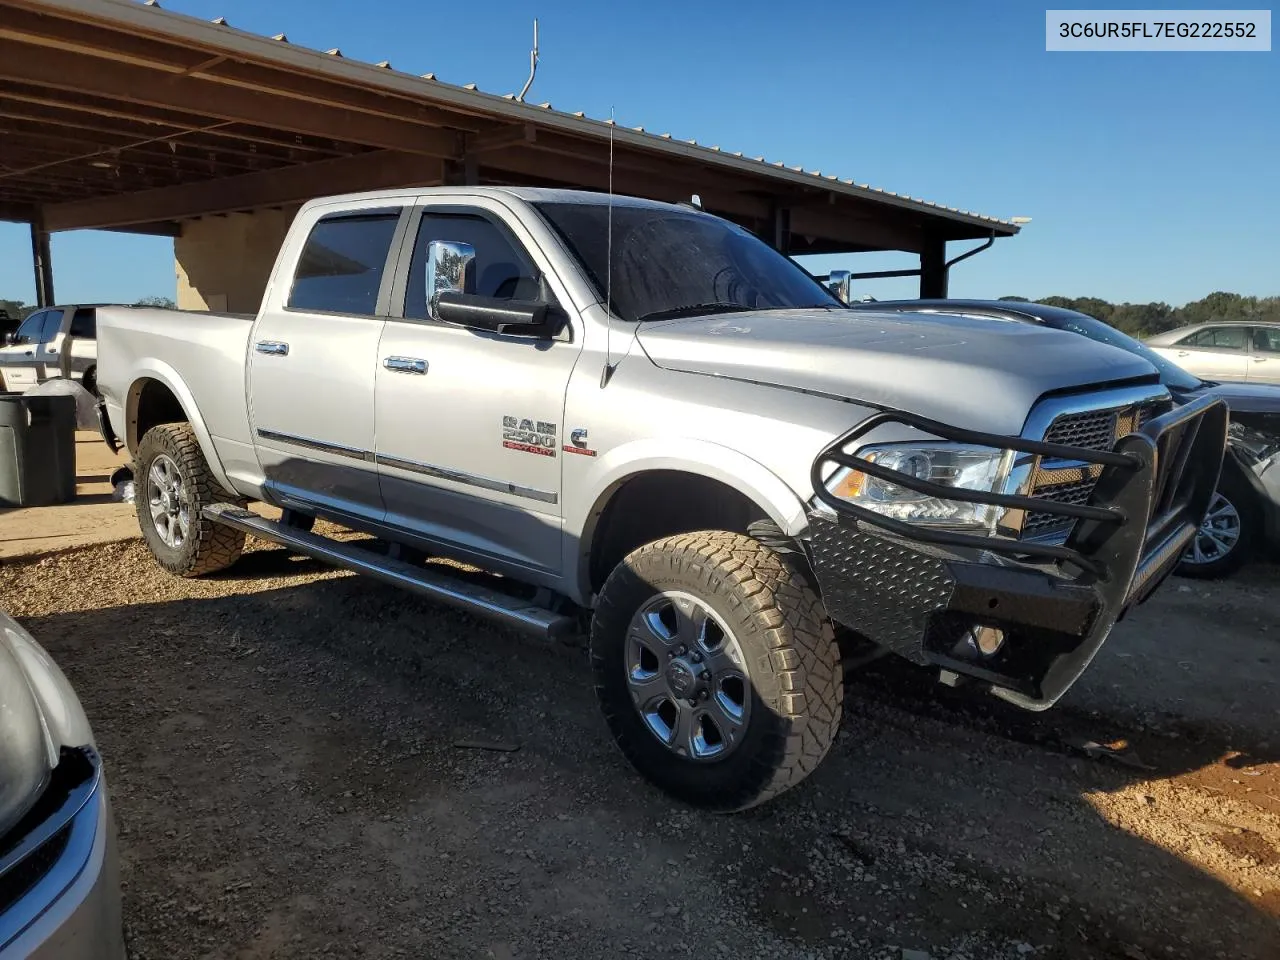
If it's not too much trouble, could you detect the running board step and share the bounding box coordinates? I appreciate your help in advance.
[203,504,577,640]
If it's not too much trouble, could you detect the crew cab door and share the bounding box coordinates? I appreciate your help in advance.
[248,202,408,519]
[1161,326,1251,382]
[32,308,68,381]
[0,310,54,390]
[373,200,583,575]
[1247,327,1280,384]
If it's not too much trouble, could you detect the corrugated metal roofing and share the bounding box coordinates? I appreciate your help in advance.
[122,0,1015,233]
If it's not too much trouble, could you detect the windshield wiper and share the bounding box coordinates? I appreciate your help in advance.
[634,302,753,323]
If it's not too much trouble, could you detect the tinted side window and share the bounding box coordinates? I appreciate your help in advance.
[288,213,400,315]
[1209,327,1247,350]
[69,308,96,339]
[38,311,63,343]
[405,213,541,320]
[13,311,45,344]
[1253,328,1280,353]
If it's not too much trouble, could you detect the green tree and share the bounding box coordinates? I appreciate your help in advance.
[0,299,37,321]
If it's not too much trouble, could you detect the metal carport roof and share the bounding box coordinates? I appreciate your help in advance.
[0,0,1018,300]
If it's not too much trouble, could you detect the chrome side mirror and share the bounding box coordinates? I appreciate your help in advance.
[426,240,476,320]
[827,269,852,304]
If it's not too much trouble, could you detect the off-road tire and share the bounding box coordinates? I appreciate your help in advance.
[135,423,245,577]
[591,530,843,811]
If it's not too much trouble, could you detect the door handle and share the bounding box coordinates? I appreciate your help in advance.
[1176,351,1190,357]
[255,340,289,356]
[383,356,427,375]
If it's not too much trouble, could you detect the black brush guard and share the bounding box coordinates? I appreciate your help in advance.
[805,393,1228,709]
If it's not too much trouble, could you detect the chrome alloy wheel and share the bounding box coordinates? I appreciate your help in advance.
[147,453,191,550]
[1188,492,1242,565]
[625,591,751,761]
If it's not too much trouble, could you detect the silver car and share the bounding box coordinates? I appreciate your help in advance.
[0,612,124,960]
[1146,322,1280,384]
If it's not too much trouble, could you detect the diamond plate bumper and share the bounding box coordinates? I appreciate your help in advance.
[806,394,1229,709]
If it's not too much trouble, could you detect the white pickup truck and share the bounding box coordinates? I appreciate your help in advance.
[96,187,1226,810]
[0,304,99,394]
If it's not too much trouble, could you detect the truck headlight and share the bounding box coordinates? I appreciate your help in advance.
[824,443,1013,532]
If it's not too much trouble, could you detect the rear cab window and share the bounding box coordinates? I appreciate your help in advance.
[69,308,96,339]
[288,211,402,315]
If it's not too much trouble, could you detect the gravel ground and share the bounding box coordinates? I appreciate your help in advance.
[2,536,1278,960]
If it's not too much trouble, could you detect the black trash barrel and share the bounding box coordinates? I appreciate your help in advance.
[0,392,77,507]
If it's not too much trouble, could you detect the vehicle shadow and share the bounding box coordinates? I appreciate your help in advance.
[16,566,1280,960]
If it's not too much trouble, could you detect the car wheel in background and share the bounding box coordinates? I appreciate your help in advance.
[134,422,245,577]
[590,531,843,811]
[1176,472,1258,579]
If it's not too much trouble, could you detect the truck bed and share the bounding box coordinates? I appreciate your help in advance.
[96,305,256,458]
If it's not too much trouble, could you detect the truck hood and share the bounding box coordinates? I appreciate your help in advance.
[0,613,94,840]
[635,309,1160,435]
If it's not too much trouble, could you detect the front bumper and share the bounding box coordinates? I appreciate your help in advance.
[806,394,1229,709]
[0,748,125,960]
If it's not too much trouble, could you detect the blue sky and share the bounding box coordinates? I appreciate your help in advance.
[1,0,1275,306]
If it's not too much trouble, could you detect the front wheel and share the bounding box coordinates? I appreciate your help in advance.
[1176,473,1258,579]
[134,422,245,577]
[590,531,843,811]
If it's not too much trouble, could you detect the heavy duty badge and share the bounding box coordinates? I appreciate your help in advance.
[502,416,557,457]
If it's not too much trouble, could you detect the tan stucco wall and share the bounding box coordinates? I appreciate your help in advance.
[175,207,298,312]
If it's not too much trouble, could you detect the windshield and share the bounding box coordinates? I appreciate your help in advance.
[1052,313,1204,392]
[535,202,840,322]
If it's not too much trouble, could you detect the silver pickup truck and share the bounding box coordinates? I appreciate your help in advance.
[97,187,1227,811]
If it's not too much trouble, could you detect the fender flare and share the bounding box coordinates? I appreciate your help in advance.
[567,437,812,603]
[124,358,236,492]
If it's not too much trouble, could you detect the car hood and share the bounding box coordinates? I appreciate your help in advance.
[1190,381,1280,416]
[0,613,93,840]
[635,309,1160,435]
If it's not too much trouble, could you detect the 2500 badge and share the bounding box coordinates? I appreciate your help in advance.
[502,416,557,457]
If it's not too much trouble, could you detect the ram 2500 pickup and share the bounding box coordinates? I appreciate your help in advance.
[96,187,1227,811]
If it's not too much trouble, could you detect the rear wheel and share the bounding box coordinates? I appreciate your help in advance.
[1176,472,1258,579]
[590,531,843,811]
[135,423,245,577]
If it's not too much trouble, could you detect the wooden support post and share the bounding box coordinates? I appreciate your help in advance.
[771,205,791,254]
[919,235,947,299]
[30,214,54,307]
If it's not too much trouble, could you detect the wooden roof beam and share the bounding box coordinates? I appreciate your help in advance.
[42,150,446,231]
[0,5,487,133]
[0,86,355,157]
[0,102,346,166]
[0,40,464,159]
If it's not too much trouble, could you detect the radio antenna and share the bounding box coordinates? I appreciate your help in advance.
[600,107,615,388]
[516,19,539,103]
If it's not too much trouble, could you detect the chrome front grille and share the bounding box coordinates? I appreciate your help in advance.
[1022,398,1170,539]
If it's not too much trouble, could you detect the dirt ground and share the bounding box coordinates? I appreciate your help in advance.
[2,535,1278,960]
